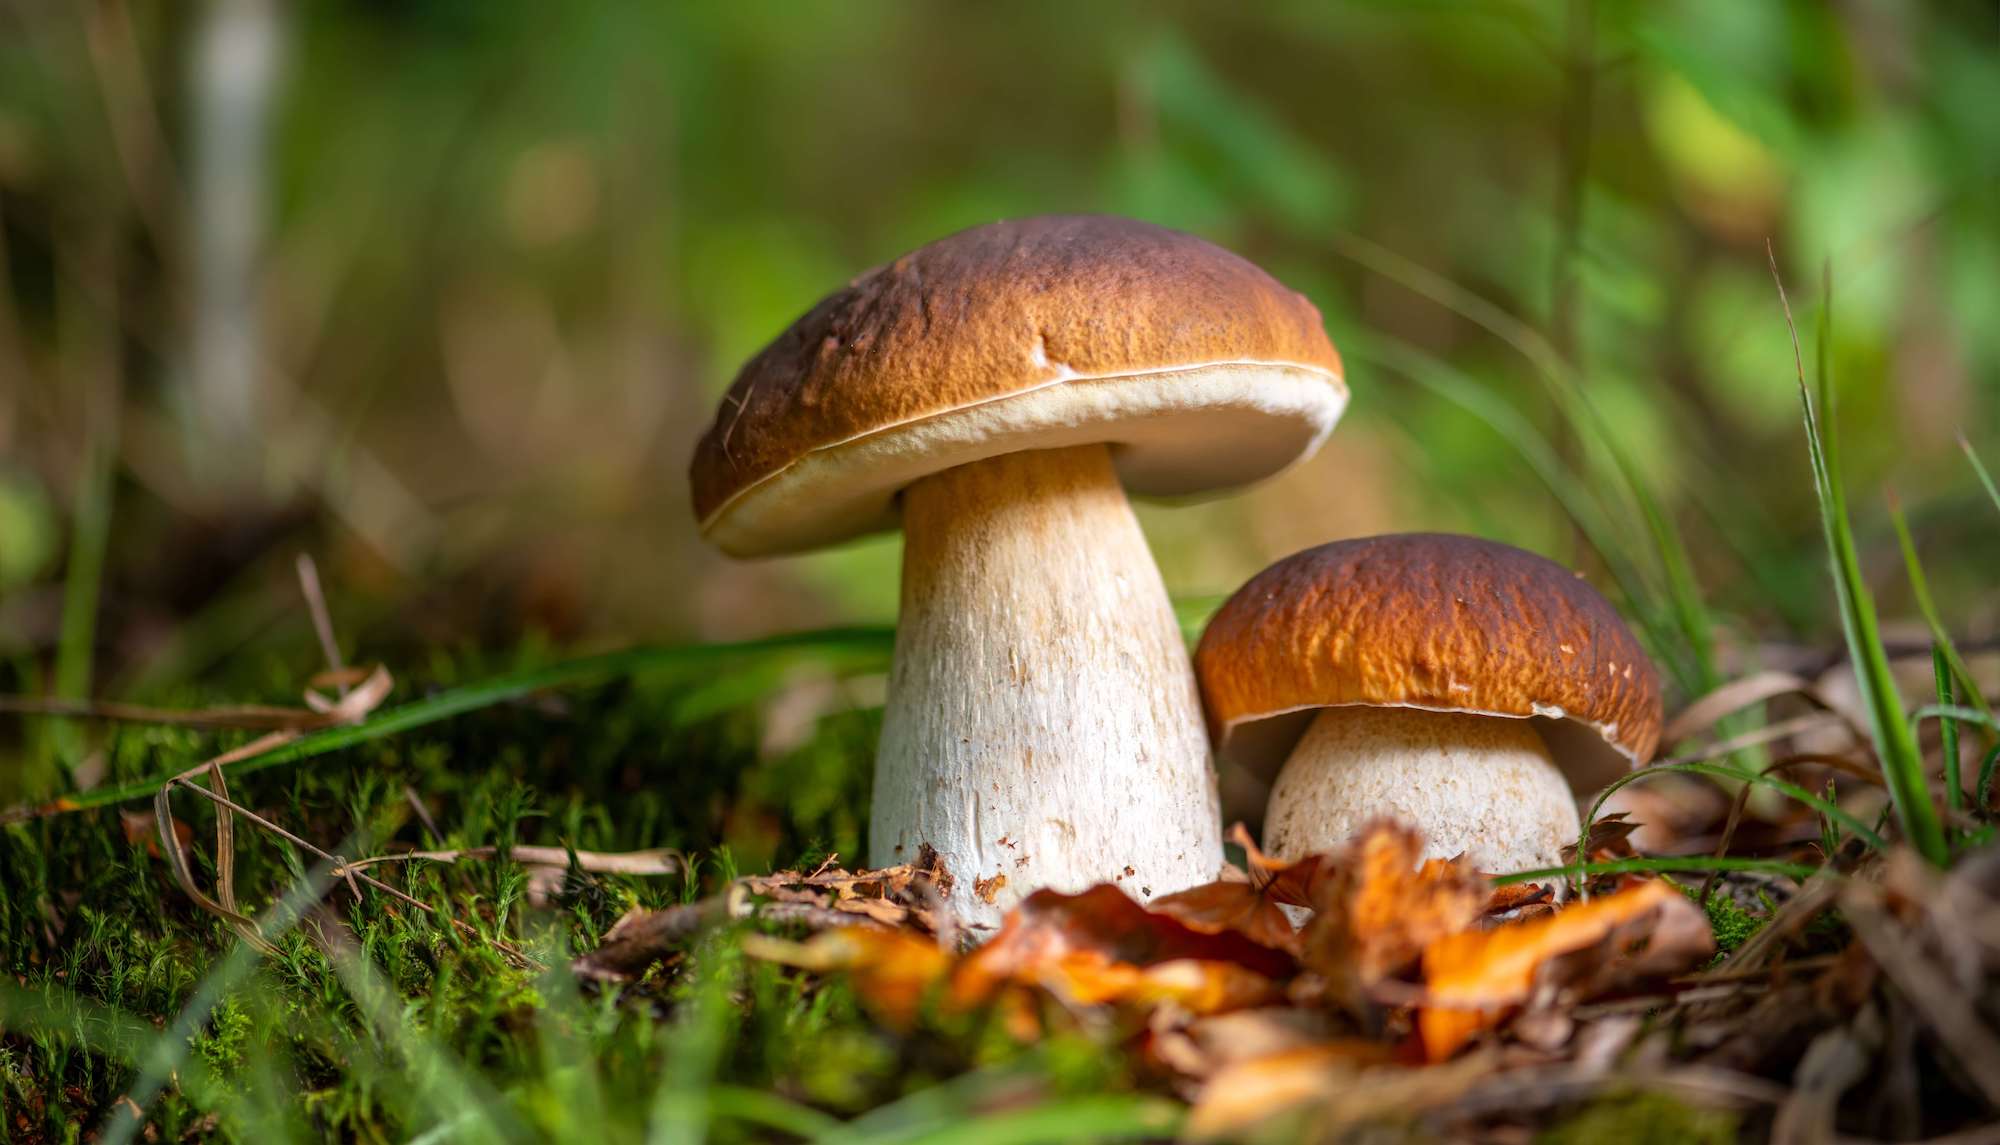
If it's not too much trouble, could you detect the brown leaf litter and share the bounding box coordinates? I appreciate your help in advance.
[642,819,1739,1137]
[574,846,956,981]
[583,799,2000,1140]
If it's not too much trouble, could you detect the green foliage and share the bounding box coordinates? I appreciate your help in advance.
[0,646,1183,1141]
[1677,883,1768,954]
[3,1,2000,1138]
[1777,264,1945,864]
[1539,1091,1738,1145]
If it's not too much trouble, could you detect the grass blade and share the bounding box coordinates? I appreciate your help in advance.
[1963,434,2000,518]
[1768,250,1945,865]
[1585,759,1886,855]
[333,949,527,1144]
[52,425,114,773]
[1936,647,1963,813]
[1328,233,1721,698]
[3,626,895,819]
[875,1096,1186,1145]
[1981,744,2000,812]
[1886,496,1992,730]
[1909,704,2000,736]
[705,1086,844,1139]
[1496,855,1821,887]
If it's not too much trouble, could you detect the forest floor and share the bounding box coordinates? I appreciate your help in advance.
[3,605,1998,1142]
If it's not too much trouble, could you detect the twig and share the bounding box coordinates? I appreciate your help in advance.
[296,553,347,696]
[569,894,880,982]
[0,664,391,732]
[161,777,540,969]
[0,691,370,730]
[339,845,682,878]
[404,785,445,845]
[1664,670,1863,747]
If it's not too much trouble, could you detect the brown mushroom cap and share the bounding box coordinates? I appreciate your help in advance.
[1195,533,1664,796]
[690,215,1345,557]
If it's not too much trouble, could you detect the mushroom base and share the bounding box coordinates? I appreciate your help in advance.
[872,443,1223,929]
[1262,706,1580,874]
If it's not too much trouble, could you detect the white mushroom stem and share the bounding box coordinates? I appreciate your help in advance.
[872,443,1223,928]
[1262,706,1580,875]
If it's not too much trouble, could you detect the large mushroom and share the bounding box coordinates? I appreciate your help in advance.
[690,215,1347,924]
[1194,533,1662,873]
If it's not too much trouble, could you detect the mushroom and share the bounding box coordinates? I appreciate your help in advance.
[1194,533,1662,874]
[690,215,1347,924]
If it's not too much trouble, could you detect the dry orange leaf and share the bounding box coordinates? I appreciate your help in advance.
[992,951,1281,1015]
[749,883,1294,1028]
[742,927,951,1028]
[119,809,194,858]
[1152,824,1327,955]
[1300,820,1488,1001]
[952,883,1296,1009]
[1417,879,1713,1061]
[1129,958,1288,1014]
[1185,1041,1400,1139]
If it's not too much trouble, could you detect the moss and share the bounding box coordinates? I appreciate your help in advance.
[190,996,255,1073]
[1539,1091,1739,1145]
[1676,880,1767,954]
[0,648,1097,1140]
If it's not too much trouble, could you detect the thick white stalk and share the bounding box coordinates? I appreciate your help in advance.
[872,444,1222,929]
[1264,706,1580,874]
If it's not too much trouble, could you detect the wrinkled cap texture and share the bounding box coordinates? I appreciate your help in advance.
[1195,533,1664,796]
[690,214,1346,556]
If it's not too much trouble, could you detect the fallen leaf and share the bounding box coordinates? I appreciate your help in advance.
[119,810,193,858]
[1147,1007,1346,1080]
[1485,882,1555,916]
[1418,880,1714,1061]
[952,884,1295,1009]
[1562,812,1647,893]
[987,951,1280,1016]
[1300,821,1489,1005]
[1152,825,1324,955]
[1184,1042,1400,1138]
[743,928,951,1028]
[1129,958,1287,1015]
[1568,812,1642,861]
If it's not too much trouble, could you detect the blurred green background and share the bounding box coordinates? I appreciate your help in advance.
[2,0,1997,703]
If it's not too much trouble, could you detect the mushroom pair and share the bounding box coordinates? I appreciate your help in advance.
[1195,533,1664,874]
[691,215,1348,925]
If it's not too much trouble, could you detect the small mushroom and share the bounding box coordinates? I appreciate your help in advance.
[1194,533,1662,874]
[691,215,1348,925]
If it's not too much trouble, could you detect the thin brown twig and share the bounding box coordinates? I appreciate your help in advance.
[296,553,348,696]
[162,777,540,969]
[1653,711,1851,771]
[404,785,444,845]
[338,845,682,878]
[0,695,349,730]
[0,664,392,731]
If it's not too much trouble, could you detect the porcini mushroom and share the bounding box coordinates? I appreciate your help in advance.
[690,215,1347,924]
[1194,533,1662,874]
